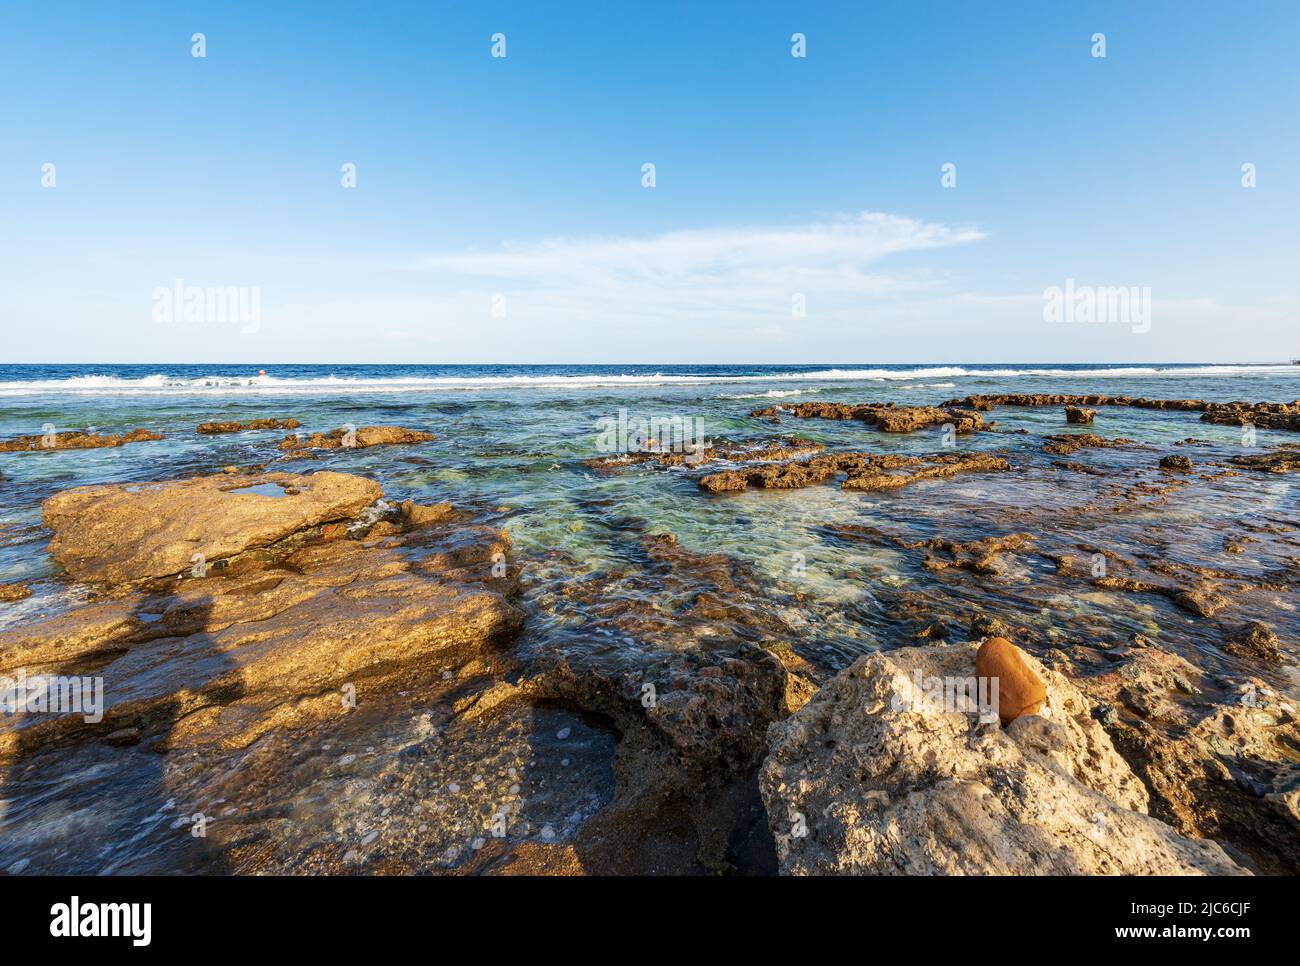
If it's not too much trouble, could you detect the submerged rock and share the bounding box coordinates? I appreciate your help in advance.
[1042,433,1136,456]
[1160,454,1194,471]
[896,532,1035,576]
[0,428,163,452]
[1228,450,1300,474]
[43,471,383,583]
[759,644,1248,875]
[1223,621,1283,665]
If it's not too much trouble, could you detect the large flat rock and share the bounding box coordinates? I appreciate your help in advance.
[2,504,522,760]
[43,471,383,583]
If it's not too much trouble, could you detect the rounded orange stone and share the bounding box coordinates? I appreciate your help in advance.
[975,636,1046,725]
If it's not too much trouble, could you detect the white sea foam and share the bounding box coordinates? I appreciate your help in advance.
[718,388,827,399]
[0,365,1293,396]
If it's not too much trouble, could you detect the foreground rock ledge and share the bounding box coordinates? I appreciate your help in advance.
[43,471,383,583]
[2,474,522,761]
[759,644,1247,875]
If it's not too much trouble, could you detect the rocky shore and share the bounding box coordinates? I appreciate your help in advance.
[1,398,1297,876]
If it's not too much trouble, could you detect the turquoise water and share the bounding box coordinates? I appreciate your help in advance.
[2,362,1298,682]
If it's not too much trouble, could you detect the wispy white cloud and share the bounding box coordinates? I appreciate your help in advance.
[405,211,985,327]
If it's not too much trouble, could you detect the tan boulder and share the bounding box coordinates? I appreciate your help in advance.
[760,644,1248,875]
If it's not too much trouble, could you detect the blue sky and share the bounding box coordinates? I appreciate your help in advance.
[1,0,1297,364]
